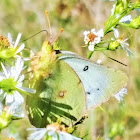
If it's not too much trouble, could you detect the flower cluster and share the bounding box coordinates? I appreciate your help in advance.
[28,123,81,140]
[0,33,35,131]
[0,33,25,64]
[83,0,139,56]
[83,29,104,51]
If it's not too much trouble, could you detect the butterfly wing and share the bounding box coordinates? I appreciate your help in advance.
[27,60,86,127]
[59,51,128,109]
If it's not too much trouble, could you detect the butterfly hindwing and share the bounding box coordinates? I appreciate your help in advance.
[27,60,86,127]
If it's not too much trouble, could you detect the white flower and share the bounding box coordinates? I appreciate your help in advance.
[112,28,133,57]
[7,33,25,55]
[0,58,35,105]
[27,128,81,140]
[83,28,104,51]
[119,15,132,23]
[1,102,24,118]
[114,88,127,102]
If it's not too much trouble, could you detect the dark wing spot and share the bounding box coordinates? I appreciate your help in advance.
[59,92,64,97]
[86,92,90,95]
[58,90,67,98]
[55,50,61,54]
[83,66,89,71]
[97,88,100,91]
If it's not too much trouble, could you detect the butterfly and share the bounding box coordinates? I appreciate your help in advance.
[26,40,127,128]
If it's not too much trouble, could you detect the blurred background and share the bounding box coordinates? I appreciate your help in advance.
[0,0,140,139]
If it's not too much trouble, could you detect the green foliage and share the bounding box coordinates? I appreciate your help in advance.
[0,0,140,140]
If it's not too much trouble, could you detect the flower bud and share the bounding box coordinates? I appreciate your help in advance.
[116,3,124,14]
[129,16,140,29]
[109,41,120,50]
[122,0,129,9]
[0,110,12,131]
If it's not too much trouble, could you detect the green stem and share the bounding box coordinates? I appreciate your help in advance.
[94,47,108,51]
[104,5,136,35]
[87,51,94,59]
[87,47,108,59]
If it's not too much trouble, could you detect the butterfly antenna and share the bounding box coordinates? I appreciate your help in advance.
[45,10,52,43]
[108,56,127,66]
[102,52,127,67]
[20,30,48,43]
[51,28,64,45]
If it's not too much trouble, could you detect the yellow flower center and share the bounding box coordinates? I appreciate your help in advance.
[0,36,10,49]
[87,33,97,42]
[118,34,125,43]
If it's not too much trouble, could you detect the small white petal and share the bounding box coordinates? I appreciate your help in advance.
[84,41,88,44]
[91,28,96,34]
[16,43,25,54]
[116,14,120,19]
[18,74,24,83]
[94,37,101,44]
[88,44,94,51]
[83,31,90,36]
[119,15,132,23]
[48,131,58,140]
[0,91,6,102]
[97,29,104,37]
[14,58,24,81]
[123,38,129,42]
[124,46,134,57]
[27,128,47,140]
[111,4,115,15]
[60,131,81,140]
[8,33,13,45]
[114,88,127,102]
[5,94,14,105]
[122,42,129,46]
[1,63,9,78]
[16,86,36,94]
[23,58,30,61]
[113,28,119,38]
[0,89,3,95]
[48,130,56,136]
[0,72,5,81]
[8,102,24,118]
[14,33,22,48]
[13,91,24,105]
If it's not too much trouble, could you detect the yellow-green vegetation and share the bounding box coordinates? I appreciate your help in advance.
[0,0,140,140]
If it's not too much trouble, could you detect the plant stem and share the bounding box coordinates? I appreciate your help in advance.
[87,51,94,59]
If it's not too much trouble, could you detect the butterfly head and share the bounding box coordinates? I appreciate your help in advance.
[30,11,63,78]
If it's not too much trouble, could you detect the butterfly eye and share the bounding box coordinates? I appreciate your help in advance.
[55,50,61,54]
[83,66,89,71]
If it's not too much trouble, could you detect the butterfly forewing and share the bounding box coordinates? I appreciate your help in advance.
[60,52,128,109]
